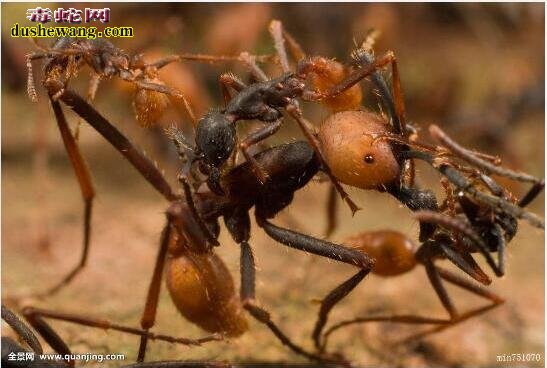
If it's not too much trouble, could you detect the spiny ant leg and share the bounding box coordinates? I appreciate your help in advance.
[138,219,172,362]
[44,98,95,296]
[238,241,329,363]
[49,84,178,202]
[429,125,542,184]
[239,119,283,184]
[268,20,291,73]
[279,22,307,62]
[313,269,369,351]
[285,104,360,215]
[2,305,43,354]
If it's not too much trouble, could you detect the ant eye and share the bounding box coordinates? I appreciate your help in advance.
[364,154,374,164]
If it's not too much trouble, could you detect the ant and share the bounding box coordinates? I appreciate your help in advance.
[25,37,272,295]
[27,79,379,364]
[313,229,504,353]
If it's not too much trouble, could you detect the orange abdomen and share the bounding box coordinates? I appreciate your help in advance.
[318,110,400,190]
[343,230,417,276]
[166,251,248,337]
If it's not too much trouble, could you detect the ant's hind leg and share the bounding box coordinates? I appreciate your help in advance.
[238,241,331,362]
[2,305,43,354]
[21,305,220,365]
[43,99,95,297]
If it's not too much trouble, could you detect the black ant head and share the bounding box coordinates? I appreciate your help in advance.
[262,75,304,108]
[195,111,236,170]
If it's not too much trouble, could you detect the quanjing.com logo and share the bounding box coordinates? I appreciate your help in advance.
[11,6,133,39]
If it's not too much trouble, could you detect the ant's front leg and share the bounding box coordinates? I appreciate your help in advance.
[239,119,283,184]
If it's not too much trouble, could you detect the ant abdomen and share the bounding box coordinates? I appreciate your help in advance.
[166,250,248,337]
[343,230,417,276]
[304,56,362,112]
[318,110,400,190]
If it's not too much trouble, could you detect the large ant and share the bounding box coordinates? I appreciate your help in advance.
[23,79,378,364]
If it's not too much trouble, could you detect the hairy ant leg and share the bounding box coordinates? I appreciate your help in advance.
[238,241,329,362]
[268,20,291,73]
[255,215,375,356]
[429,125,543,185]
[2,305,43,354]
[22,305,220,366]
[43,98,95,296]
[311,270,369,351]
[49,83,178,201]
[519,180,545,207]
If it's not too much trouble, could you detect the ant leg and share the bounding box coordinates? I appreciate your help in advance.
[147,53,274,70]
[129,79,197,126]
[22,306,220,364]
[401,265,504,342]
[2,305,43,354]
[238,52,269,82]
[312,270,369,351]
[518,180,545,207]
[273,20,307,62]
[268,20,291,73]
[43,99,95,296]
[48,83,178,202]
[415,210,502,277]
[238,241,328,362]
[218,72,246,107]
[399,150,545,229]
[324,184,338,237]
[74,73,102,141]
[285,104,360,215]
[26,52,48,102]
[239,120,283,184]
[429,125,542,184]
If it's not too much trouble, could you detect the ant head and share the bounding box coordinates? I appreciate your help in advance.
[195,111,236,169]
[344,230,417,276]
[318,110,400,190]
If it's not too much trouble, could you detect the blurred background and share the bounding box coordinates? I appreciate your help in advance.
[2,3,544,367]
